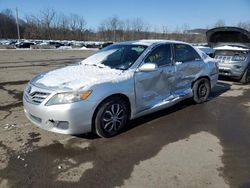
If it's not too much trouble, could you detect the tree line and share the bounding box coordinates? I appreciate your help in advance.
[0,8,250,43]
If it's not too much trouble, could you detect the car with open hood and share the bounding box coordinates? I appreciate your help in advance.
[207,27,250,83]
[23,40,218,138]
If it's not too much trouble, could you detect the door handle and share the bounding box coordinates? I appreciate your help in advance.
[167,70,174,74]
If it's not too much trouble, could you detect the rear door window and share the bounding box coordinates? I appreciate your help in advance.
[174,44,201,63]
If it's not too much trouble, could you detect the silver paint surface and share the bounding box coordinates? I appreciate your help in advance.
[23,40,219,134]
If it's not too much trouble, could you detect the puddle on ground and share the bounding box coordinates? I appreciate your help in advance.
[119,132,228,188]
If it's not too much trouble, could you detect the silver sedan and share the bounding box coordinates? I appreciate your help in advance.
[23,40,219,137]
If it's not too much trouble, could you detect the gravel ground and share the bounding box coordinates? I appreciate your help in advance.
[0,50,249,188]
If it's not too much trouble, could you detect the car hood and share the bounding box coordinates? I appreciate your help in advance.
[206,27,250,48]
[31,63,133,91]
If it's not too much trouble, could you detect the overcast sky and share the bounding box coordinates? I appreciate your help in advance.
[0,0,250,31]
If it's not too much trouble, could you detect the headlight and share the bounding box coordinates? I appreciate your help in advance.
[46,90,92,106]
[232,55,246,61]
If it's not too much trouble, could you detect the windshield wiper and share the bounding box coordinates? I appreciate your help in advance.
[113,67,126,70]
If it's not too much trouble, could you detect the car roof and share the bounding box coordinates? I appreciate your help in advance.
[116,39,189,47]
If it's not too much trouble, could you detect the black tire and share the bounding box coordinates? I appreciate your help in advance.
[240,66,250,84]
[94,97,129,138]
[192,78,211,104]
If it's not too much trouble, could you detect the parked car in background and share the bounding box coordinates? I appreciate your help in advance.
[86,43,102,49]
[16,42,35,48]
[48,41,64,48]
[100,42,114,49]
[38,41,64,48]
[23,40,218,138]
[195,45,215,58]
[207,27,250,83]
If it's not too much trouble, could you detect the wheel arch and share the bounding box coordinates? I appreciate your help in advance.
[240,63,250,83]
[192,76,211,88]
[91,93,132,131]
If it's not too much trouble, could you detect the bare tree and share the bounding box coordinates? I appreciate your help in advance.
[0,9,18,38]
[40,8,56,39]
[68,14,86,39]
[182,24,192,42]
[162,25,168,39]
[110,16,120,41]
[131,18,150,39]
[98,16,124,41]
[24,14,41,39]
[214,19,225,28]
[57,13,70,39]
[0,8,222,43]
[237,21,250,31]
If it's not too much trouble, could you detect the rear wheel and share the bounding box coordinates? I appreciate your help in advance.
[192,78,211,104]
[94,97,129,138]
[240,66,250,84]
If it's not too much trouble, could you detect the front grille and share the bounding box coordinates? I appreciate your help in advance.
[214,55,232,64]
[219,69,231,75]
[25,86,51,104]
[29,91,50,104]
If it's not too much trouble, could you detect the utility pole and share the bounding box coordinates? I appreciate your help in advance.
[15,7,20,41]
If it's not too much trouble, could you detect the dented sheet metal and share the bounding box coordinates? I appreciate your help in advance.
[24,40,218,135]
[135,65,175,112]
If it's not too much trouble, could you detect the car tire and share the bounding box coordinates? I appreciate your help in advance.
[94,97,129,138]
[240,66,250,84]
[192,78,211,104]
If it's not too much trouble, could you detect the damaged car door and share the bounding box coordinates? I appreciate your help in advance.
[173,44,203,95]
[135,44,176,112]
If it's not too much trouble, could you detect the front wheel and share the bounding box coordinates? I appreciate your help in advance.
[94,97,129,138]
[192,78,211,104]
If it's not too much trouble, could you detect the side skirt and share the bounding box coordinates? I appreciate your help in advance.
[132,93,192,120]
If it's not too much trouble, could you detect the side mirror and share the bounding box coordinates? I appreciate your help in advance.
[138,63,158,72]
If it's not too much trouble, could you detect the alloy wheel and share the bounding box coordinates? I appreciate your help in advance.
[102,103,125,133]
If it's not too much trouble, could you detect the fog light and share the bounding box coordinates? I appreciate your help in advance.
[234,65,242,69]
[45,120,69,130]
[45,119,56,128]
[56,121,69,130]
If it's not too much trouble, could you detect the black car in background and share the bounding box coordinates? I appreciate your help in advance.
[16,42,35,48]
[48,41,64,48]
[100,42,113,49]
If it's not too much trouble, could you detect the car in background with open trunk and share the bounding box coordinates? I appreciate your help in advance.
[207,27,250,83]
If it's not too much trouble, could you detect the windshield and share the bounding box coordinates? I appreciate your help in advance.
[81,44,147,70]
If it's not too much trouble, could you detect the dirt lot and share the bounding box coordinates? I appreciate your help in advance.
[0,50,249,188]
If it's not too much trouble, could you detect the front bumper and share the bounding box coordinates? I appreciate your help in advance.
[23,95,96,135]
[218,62,247,78]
